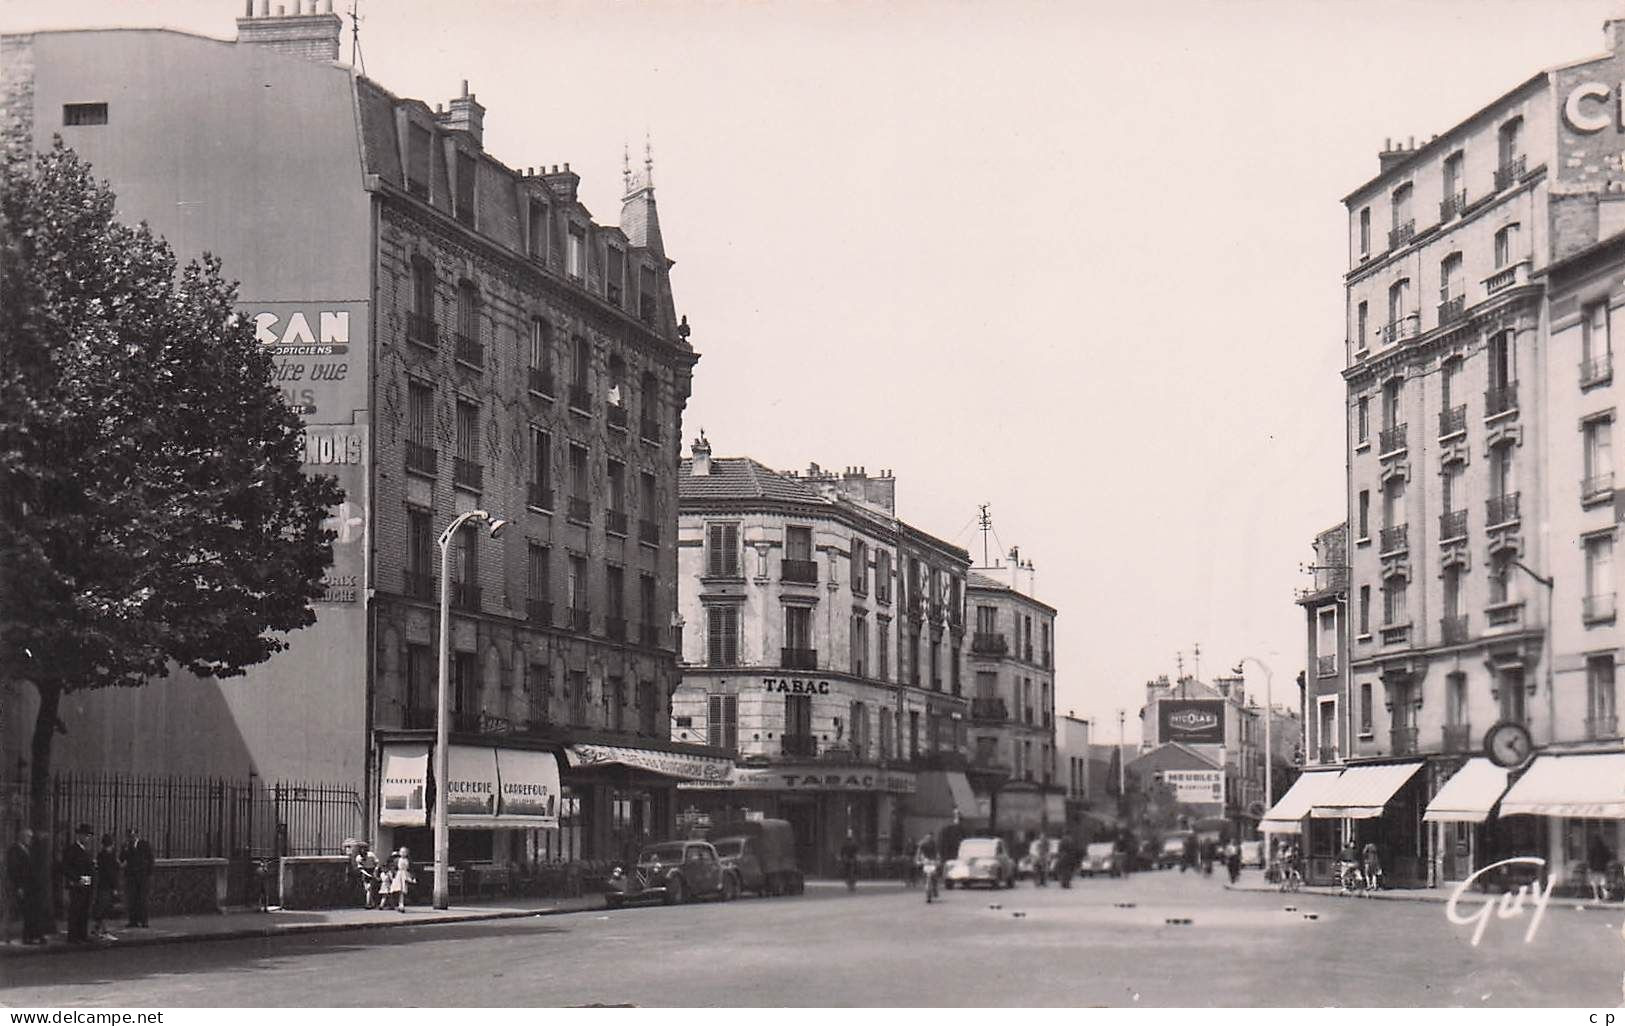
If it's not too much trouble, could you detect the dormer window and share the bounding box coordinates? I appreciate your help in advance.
[607,245,625,305]
[638,265,657,325]
[527,198,548,261]
[454,150,476,227]
[567,224,585,279]
[407,123,432,200]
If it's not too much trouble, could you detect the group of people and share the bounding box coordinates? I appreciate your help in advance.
[345,840,414,912]
[1337,840,1384,894]
[5,823,154,946]
[1179,834,1244,882]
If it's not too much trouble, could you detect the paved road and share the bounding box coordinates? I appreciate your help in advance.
[4,870,1622,1006]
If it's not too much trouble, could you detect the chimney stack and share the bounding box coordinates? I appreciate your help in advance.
[690,433,713,476]
[236,0,342,63]
[437,79,486,148]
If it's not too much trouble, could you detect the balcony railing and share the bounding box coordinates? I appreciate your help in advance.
[569,607,591,632]
[452,581,481,611]
[1485,601,1522,627]
[528,367,554,397]
[1583,592,1617,623]
[606,509,629,536]
[1439,404,1467,439]
[453,457,483,492]
[527,481,552,511]
[607,404,628,431]
[1317,746,1339,764]
[639,416,661,443]
[1582,472,1615,505]
[1441,614,1469,645]
[1316,654,1337,677]
[1494,154,1526,191]
[1439,189,1467,221]
[454,331,484,368]
[1581,353,1614,388]
[972,632,1009,656]
[1486,491,1520,526]
[1378,423,1407,455]
[639,519,660,546]
[1380,622,1411,646]
[1485,264,1524,295]
[405,440,437,476]
[567,383,591,412]
[526,599,553,625]
[780,647,818,670]
[1390,725,1419,756]
[1379,524,1408,555]
[605,616,627,642]
[402,569,436,601]
[1388,220,1416,249]
[1439,509,1467,541]
[567,496,591,524]
[1381,318,1417,345]
[1587,714,1620,740]
[781,559,818,584]
[406,311,437,348]
[970,697,1008,722]
[781,733,819,758]
[1437,295,1466,327]
[1442,723,1473,752]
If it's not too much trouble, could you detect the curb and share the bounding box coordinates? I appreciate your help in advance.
[1221,883,1618,910]
[0,903,601,959]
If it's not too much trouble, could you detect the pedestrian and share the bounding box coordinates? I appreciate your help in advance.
[1056,835,1077,889]
[360,843,381,909]
[1225,840,1241,885]
[1031,833,1051,887]
[92,834,120,940]
[839,831,859,891]
[1182,833,1198,873]
[1361,841,1382,893]
[1201,839,1215,877]
[388,847,414,912]
[62,824,95,944]
[118,826,153,928]
[916,834,940,903]
[1587,834,1613,903]
[903,837,920,889]
[251,855,273,911]
[6,827,46,945]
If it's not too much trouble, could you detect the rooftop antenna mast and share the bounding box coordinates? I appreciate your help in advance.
[977,503,992,568]
[1193,641,1201,683]
[348,0,366,76]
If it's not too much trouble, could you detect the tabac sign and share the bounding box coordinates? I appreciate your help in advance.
[243,301,368,424]
[1158,699,1225,746]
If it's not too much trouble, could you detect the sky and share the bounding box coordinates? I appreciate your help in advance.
[4,0,1620,742]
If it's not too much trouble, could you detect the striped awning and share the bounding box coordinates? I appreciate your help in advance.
[1422,758,1509,824]
[1500,752,1625,819]
[1309,761,1423,819]
[1260,770,1344,833]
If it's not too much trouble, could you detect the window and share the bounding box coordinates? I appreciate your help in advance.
[640,370,659,439]
[453,652,478,716]
[606,245,625,305]
[1442,565,1462,618]
[638,680,658,736]
[1356,302,1368,353]
[529,428,551,508]
[877,617,890,679]
[455,400,479,486]
[1382,377,1402,431]
[1442,464,1460,515]
[639,265,657,324]
[1490,550,1516,605]
[1382,577,1406,624]
[1318,608,1336,669]
[1358,207,1371,256]
[571,335,590,391]
[786,526,813,562]
[407,380,434,473]
[455,150,476,226]
[785,605,813,651]
[786,693,813,742]
[640,471,657,520]
[409,257,436,343]
[850,613,868,676]
[1442,151,1464,207]
[606,563,625,624]
[407,123,431,199]
[976,670,997,700]
[1440,252,1463,303]
[1489,444,1513,501]
[63,102,108,126]
[1587,657,1617,731]
[1391,183,1412,230]
[875,550,892,602]
[529,318,552,374]
[1382,477,1404,531]
[707,522,741,577]
[1498,117,1523,170]
[707,605,739,666]
[453,525,477,594]
[567,554,586,614]
[405,644,433,719]
[567,224,585,278]
[850,701,870,759]
[607,459,626,515]
[527,543,549,609]
[908,711,920,759]
[640,574,656,633]
[1446,672,1467,726]
[607,354,626,409]
[1359,682,1373,736]
[1356,396,1369,444]
[708,694,738,752]
[569,443,588,503]
[1488,331,1516,394]
[1584,302,1613,366]
[1359,585,1371,635]
[1584,418,1613,496]
[1387,279,1410,337]
[1585,533,1614,607]
[527,198,548,259]
[1499,667,1526,724]
[569,670,589,725]
[850,539,868,594]
[1441,359,1457,412]
[1494,224,1520,268]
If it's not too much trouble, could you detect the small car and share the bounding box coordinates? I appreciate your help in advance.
[712,832,805,897]
[1239,840,1264,868]
[1081,841,1121,877]
[944,836,1016,889]
[1158,833,1193,869]
[604,840,741,907]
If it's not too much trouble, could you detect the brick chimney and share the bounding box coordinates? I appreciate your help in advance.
[437,80,485,149]
[690,433,712,476]
[236,0,342,63]
[1608,8,1625,53]
[1376,136,1418,175]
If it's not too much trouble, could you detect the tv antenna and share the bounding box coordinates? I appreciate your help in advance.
[977,503,992,568]
[347,0,367,76]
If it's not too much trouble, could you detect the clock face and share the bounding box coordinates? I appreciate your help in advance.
[1484,721,1533,768]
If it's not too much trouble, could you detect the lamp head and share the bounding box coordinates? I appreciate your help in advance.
[487,517,510,538]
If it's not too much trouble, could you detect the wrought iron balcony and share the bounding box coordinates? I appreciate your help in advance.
[970,697,1008,722]
[405,440,437,476]
[452,581,481,611]
[1437,295,1466,327]
[406,311,437,348]
[607,403,629,431]
[1439,404,1467,439]
[454,331,484,367]
[1587,714,1620,740]
[1379,423,1407,455]
[1442,723,1473,751]
[1316,654,1337,677]
[526,599,553,625]
[1439,190,1467,221]
[1441,614,1469,645]
[606,509,629,536]
[569,607,591,632]
[527,481,552,511]
[1380,622,1411,646]
[567,496,591,524]
[639,519,660,546]
[1380,318,1417,345]
[780,647,818,670]
[1486,491,1520,526]
[781,559,818,584]
[528,367,554,397]
[1582,472,1615,505]
[1439,509,1467,541]
[402,569,436,601]
[781,733,819,758]
[1485,601,1522,627]
[453,457,483,492]
[1388,220,1416,249]
[972,632,1009,656]
[1581,353,1614,388]
[639,416,661,443]
[1390,726,1419,756]
[1494,154,1526,191]
[605,616,627,642]
[1485,264,1523,295]
[1583,592,1617,623]
[404,707,503,734]
[567,383,591,412]
[1379,524,1408,555]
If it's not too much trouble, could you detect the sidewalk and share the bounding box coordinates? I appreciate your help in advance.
[1225,876,1622,910]
[0,893,607,959]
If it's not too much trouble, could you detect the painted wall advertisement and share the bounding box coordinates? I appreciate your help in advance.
[302,422,368,604]
[1158,699,1226,746]
[1158,769,1226,806]
[244,301,368,424]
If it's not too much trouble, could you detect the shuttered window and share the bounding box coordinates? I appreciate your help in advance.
[707,694,738,752]
[707,522,740,577]
[707,605,739,666]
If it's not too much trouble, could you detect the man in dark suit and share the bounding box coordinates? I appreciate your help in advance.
[62,824,95,944]
[119,827,154,927]
[7,827,46,945]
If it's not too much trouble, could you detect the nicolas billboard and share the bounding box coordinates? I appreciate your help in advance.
[1159,699,1225,745]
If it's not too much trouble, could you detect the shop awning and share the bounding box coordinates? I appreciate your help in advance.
[494,748,561,829]
[1422,758,1509,824]
[379,742,430,827]
[909,770,981,820]
[1500,752,1625,819]
[946,772,978,818]
[564,743,736,784]
[1258,770,1344,832]
[1309,761,1423,819]
[446,744,501,827]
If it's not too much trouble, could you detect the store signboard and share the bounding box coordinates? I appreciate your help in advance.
[1159,769,1226,806]
[1159,700,1226,745]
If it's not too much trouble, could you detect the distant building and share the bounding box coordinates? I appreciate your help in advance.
[1056,713,1094,839]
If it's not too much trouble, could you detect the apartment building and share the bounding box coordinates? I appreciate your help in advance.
[0,7,726,866]
[670,440,977,873]
[1298,523,1351,770]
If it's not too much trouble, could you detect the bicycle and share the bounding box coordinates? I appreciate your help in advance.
[1275,860,1302,893]
[922,859,940,903]
[1337,860,1368,896]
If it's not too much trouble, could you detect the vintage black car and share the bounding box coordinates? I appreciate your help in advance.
[604,840,741,907]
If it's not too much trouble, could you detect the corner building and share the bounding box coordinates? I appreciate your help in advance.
[0,8,727,865]
[670,441,978,875]
[1332,15,1625,889]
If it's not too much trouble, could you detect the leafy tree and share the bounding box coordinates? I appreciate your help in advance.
[0,140,343,829]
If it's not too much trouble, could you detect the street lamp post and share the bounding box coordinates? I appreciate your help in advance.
[1234,657,1274,824]
[433,509,509,911]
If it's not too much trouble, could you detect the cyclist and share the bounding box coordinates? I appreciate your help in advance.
[839,831,859,892]
[1337,840,1364,895]
[917,833,941,903]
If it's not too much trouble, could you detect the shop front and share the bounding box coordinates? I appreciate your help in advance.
[1499,750,1625,892]
[560,741,737,863]
[1309,760,1427,887]
[377,741,562,870]
[1422,757,1511,884]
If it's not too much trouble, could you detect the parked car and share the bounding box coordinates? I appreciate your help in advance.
[1081,841,1121,878]
[1157,832,1193,869]
[1239,840,1264,868]
[710,819,804,897]
[604,840,741,907]
[944,836,1016,889]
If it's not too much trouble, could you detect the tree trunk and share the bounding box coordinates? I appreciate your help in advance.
[29,681,59,834]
